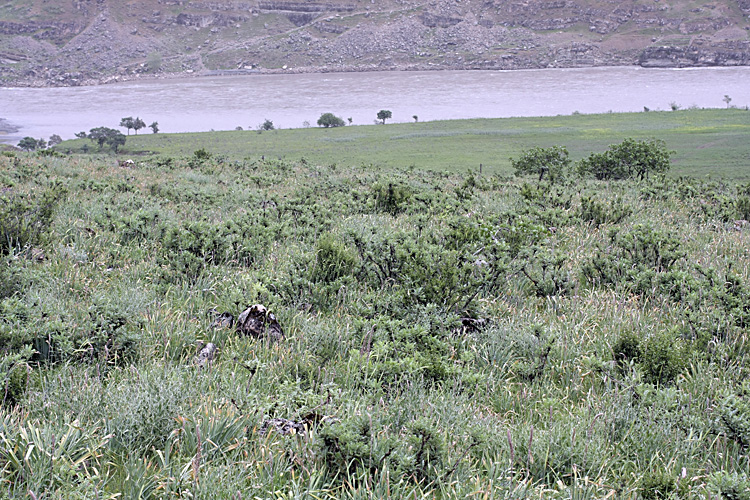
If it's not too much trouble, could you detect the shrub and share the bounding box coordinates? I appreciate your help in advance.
[518,247,572,297]
[708,471,750,500]
[612,330,641,371]
[1,346,32,407]
[0,258,22,299]
[713,383,750,450]
[312,233,357,283]
[0,184,67,256]
[372,182,411,215]
[159,218,263,281]
[640,470,676,500]
[640,331,685,385]
[578,138,672,180]
[317,113,346,128]
[318,414,398,478]
[511,145,570,183]
[398,419,446,483]
[578,195,632,227]
[581,224,685,291]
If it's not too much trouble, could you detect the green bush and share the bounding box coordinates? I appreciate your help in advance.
[612,330,641,371]
[511,145,570,183]
[0,184,67,256]
[578,195,632,227]
[640,331,686,386]
[317,112,346,128]
[713,383,750,450]
[159,217,269,280]
[1,346,32,407]
[318,414,398,478]
[640,470,676,500]
[582,224,684,292]
[0,258,22,299]
[708,471,750,500]
[372,182,411,215]
[578,138,672,180]
[312,233,357,283]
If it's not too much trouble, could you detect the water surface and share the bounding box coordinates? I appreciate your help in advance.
[1,66,749,144]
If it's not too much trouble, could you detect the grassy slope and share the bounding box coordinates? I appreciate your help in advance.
[2,110,750,498]
[65,108,750,179]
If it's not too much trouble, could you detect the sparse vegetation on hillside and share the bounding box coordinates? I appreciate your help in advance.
[1,127,749,497]
[61,108,750,180]
[1,0,749,87]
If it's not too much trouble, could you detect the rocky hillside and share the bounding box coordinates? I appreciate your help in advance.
[1,0,749,86]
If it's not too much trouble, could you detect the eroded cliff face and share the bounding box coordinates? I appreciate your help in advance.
[0,0,748,86]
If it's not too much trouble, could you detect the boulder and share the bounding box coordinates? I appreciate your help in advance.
[210,311,235,329]
[260,418,305,436]
[195,342,217,368]
[237,304,284,341]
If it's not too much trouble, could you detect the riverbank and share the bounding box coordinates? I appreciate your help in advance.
[3,66,749,149]
[60,108,750,180]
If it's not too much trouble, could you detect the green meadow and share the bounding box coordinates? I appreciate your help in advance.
[1,108,749,498]
[63,108,750,179]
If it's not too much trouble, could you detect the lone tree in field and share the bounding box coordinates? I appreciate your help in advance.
[377,109,392,124]
[317,113,346,128]
[133,117,146,135]
[18,137,43,151]
[149,121,159,134]
[107,130,127,152]
[89,127,126,152]
[260,119,275,131]
[47,134,63,147]
[119,117,135,135]
[724,95,732,108]
[577,138,673,181]
[511,145,570,183]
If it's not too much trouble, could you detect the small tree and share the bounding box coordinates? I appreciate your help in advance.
[347,117,353,125]
[107,130,126,152]
[18,137,41,151]
[74,131,87,139]
[47,134,63,147]
[89,127,125,152]
[149,121,159,134]
[119,116,135,135]
[413,115,418,122]
[261,119,275,131]
[724,95,732,108]
[317,113,346,128]
[511,145,570,182]
[133,117,146,135]
[89,127,110,149]
[578,138,672,181]
[377,109,392,124]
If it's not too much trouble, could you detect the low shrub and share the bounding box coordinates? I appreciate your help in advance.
[312,233,357,283]
[640,330,686,386]
[0,183,67,256]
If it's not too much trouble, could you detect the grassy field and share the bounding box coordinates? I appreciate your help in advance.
[2,111,750,498]
[60,108,750,179]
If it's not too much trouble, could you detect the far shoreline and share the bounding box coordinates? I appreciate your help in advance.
[4,60,750,90]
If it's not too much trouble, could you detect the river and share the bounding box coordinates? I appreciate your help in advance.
[1,66,749,144]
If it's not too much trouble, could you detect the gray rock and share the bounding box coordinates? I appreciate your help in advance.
[195,342,217,368]
[210,311,235,329]
[237,304,284,341]
[260,418,305,436]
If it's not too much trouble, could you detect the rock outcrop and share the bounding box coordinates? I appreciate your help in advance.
[1,0,748,87]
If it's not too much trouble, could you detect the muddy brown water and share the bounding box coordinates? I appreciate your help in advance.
[1,66,749,144]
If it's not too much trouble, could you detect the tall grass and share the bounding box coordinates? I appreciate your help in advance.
[1,143,749,498]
